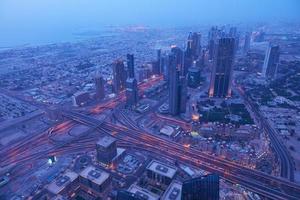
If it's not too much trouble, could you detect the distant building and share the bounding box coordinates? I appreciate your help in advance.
[79,165,111,194]
[127,54,135,78]
[95,75,105,100]
[209,38,235,98]
[146,160,177,185]
[126,78,139,107]
[187,67,201,88]
[181,174,220,200]
[113,60,127,94]
[96,135,117,165]
[72,91,90,107]
[262,44,280,79]
[243,32,251,55]
[229,27,239,52]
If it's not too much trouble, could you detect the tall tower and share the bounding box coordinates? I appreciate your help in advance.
[243,32,251,55]
[168,53,180,115]
[127,54,135,78]
[95,75,105,100]
[126,78,138,107]
[262,44,280,79]
[209,38,235,98]
[113,60,126,94]
[191,32,202,58]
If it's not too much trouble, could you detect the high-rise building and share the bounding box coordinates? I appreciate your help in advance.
[96,135,117,165]
[126,78,139,107]
[208,26,219,60]
[181,174,220,200]
[168,53,180,115]
[95,75,105,100]
[187,67,201,88]
[127,54,135,78]
[229,27,239,53]
[209,38,235,98]
[113,60,127,94]
[187,32,202,59]
[243,32,251,55]
[171,46,184,72]
[153,49,162,75]
[179,76,187,113]
[262,44,280,79]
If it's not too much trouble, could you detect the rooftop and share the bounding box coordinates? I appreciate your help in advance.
[79,165,110,186]
[162,181,182,200]
[47,170,78,195]
[128,184,160,200]
[146,160,177,179]
[96,135,116,148]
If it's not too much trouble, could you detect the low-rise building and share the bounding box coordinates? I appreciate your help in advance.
[146,160,177,185]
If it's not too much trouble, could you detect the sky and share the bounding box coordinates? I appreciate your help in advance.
[0,0,300,47]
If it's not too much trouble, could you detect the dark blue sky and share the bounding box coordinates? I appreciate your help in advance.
[1,0,300,46]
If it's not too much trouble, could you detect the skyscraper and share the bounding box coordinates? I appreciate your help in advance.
[243,32,251,55]
[181,174,220,200]
[229,27,239,53]
[126,78,139,107]
[127,54,135,78]
[179,76,187,113]
[152,49,162,75]
[95,75,105,100]
[209,38,235,98]
[168,53,186,116]
[171,46,184,73]
[208,26,219,60]
[262,44,280,79]
[168,53,180,115]
[113,60,127,94]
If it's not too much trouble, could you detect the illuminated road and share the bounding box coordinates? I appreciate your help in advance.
[64,111,300,200]
[233,81,294,182]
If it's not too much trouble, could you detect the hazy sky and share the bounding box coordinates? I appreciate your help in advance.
[1,0,300,46]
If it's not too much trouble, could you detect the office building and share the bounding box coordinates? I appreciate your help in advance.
[243,32,251,55]
[96,135,117,165]
[262,44,280,79]
[79,166,111,194]
[126,78,139,107]
[146,160,177,185]
[187,67,201,88]
[208,26,219,60]
[153,49,162,75]
[47,170,79,196]
[127,185,160,200]
[168,53,180,115]
[127,54,135,78]
[171,46,184,72]
[179,75,187,113]
[209,38,235,98]
[95,75,105,100]
[113,60,127,94]
[229,27,239,53]
[181,174,220,200]
[72,92,90,107]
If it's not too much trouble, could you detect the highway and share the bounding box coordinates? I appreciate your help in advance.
[234,83,295,182]
[1,74,299,200]
[63,110,300,200]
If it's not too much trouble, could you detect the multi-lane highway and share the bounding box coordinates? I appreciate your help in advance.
[64,110,300,200]
[235,83,295,182]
